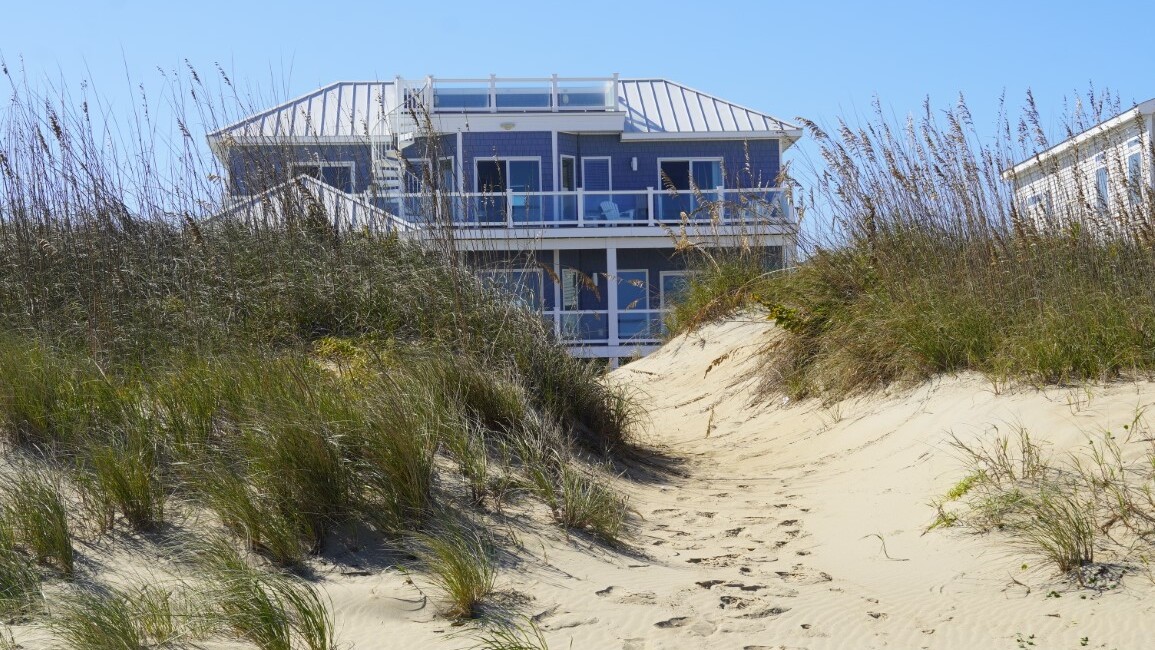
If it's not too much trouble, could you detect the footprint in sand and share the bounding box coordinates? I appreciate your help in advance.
[616,591,657,605]
[741,605,791,619]
[654,616,690,628]
[724,527,744,537]
[725,582,765,591]
[719,595,751,610]
[776,565,833,585]
[687,553,740,567]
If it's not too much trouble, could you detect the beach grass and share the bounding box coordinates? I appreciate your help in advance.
[0,61,640,644]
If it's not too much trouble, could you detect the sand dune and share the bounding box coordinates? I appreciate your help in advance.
[11,314,1155,648]
[470,314,1155,648]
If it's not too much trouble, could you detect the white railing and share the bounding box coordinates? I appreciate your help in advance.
[543,309,665,345]
[366,187,794,229]
[399,75,620,114]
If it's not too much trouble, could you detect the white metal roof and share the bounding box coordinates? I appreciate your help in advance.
[212,81,396,140]
[209,77,800,143]
[617,79,798,137]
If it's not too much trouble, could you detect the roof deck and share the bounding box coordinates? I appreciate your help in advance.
[407,75,620,113]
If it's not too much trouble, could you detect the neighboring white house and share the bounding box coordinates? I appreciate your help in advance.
[1003,98,1155,231]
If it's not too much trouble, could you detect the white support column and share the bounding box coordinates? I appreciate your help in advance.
[551,130,559,223]
[457,130,465,223]
[606,246,619,350]
[456,131,464,196]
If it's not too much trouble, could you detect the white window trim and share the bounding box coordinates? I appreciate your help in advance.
[289,161,356,193]
[473,156,543,194]
[656,157,725,190]
[581,156,612,191]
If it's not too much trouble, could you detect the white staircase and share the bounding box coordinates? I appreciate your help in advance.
[371,78,429,195]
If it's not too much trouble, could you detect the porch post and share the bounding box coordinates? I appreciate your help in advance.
[606,246,619,351]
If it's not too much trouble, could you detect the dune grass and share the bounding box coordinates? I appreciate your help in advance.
[0,467,74,577]
[197,538,336,650]
[408,523,498,619]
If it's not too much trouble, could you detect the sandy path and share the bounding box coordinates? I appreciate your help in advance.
[515,315,1155,649]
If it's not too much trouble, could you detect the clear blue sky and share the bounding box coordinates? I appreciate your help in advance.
[2,0,1152,183]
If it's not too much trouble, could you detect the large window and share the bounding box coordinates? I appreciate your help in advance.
[290,162,354,194]
[475,158,541,222]
[659,159,722,191]
[658,159,723,220]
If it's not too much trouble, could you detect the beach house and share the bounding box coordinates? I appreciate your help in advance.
[1004,99,1155,230]
[207,75,800,364]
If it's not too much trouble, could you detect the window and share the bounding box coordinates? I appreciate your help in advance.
[658,159,723,220]
[480,269,543,311]
[1128,152,1143,208]
[560,156,576,191]
[475,158,541,222]
[659,271,691,310]
[402,157,455,193]
[475,158,541,194]
[1024,191,1053,219]
[581,157,611,191]
[617,269,651,340]
[290,162,354,194]
[1095,166,1109,212]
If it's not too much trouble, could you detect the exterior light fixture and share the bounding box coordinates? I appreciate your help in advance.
[500,122,516,131]
[630,157,638,171]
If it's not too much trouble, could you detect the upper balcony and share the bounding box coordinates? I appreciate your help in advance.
[401,75,620,114]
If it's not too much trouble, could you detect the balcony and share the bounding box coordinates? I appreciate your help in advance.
[367,187,794,230]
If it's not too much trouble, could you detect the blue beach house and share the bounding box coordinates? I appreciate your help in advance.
[208,75,801,364]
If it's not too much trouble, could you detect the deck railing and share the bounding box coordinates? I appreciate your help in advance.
[545,309,666,345]
[366,187,793,229]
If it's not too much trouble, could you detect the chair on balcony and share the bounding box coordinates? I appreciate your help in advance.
[599,200,635,223]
